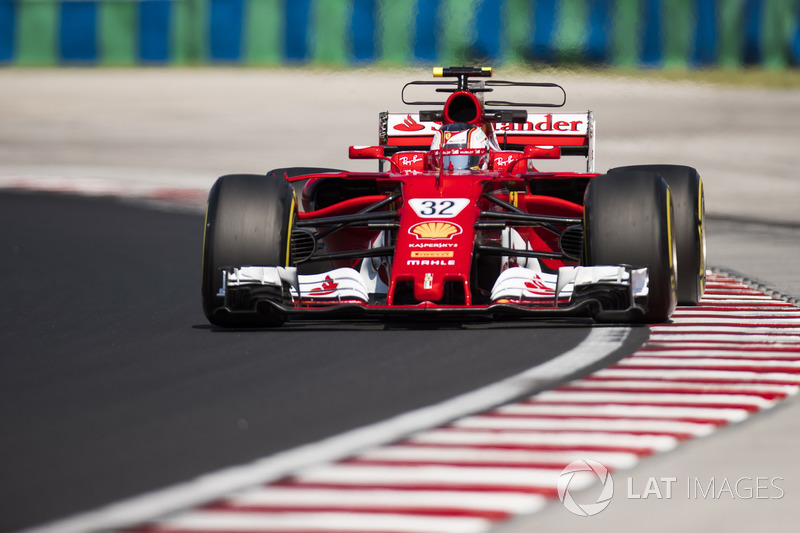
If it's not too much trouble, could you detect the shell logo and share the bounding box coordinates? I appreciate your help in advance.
[410,221,462,240]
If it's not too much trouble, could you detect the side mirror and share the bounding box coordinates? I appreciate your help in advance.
[349,145,386,159]
[349,145,399,172]
[524,145,562,159]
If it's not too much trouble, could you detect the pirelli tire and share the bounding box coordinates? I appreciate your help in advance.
[584,171,678,323]
[201,174,295,327]
[609,164,705,305]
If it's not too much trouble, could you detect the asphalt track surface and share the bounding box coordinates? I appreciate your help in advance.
[2,69,800,533]
[0,191,647,532]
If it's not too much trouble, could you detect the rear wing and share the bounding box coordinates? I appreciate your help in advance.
[379,111,596,172]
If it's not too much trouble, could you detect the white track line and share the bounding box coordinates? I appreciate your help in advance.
[533,390,773,407]
[633,351,800,360]
[496,403,749,422]
[672,310,800,316]
[644,341,800,349]
[647,334,800,343]
[651,326,800,334]
[693,296,785,302]
[616,357,800,371]
[669,317,800,324]
[451,415,716,436]
[566,379,798,395]
[293,463,567,488]
[354,446,640,469]
[408,429,679,452]
[593,367,800,384]
[154,510,490,533]
[224,486,546,513]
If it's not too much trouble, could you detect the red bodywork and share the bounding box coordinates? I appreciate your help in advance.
[282,67,603,314]
[295,167,594,310]
[209,68,669,324]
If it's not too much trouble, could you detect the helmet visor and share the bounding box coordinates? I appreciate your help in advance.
[431,148,486,170]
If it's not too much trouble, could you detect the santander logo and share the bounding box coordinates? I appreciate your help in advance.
[393,114,426,132]
[495,113,585,133]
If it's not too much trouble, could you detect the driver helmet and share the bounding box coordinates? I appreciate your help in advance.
[430,123,489,171]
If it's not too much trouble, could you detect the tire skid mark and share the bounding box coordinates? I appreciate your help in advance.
[123,272,800,533]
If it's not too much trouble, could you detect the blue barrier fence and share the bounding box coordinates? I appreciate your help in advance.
[1,0,798,68]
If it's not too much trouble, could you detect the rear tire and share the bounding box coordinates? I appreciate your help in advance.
[202,174,295,327]
[609,164,705,304]
[584,171,677,323]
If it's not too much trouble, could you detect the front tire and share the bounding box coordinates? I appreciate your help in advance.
[584,171,677,323]
[609,164,705,304]
[202,174,295,327]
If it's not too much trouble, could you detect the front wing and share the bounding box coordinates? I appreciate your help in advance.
[211,265,650,323]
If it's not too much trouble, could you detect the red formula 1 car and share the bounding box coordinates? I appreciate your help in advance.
[201,67,705,327]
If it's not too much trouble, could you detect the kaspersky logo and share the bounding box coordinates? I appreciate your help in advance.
[393,114,425,132]
[558,459,614,516]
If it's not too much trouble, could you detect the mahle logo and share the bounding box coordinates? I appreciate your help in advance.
[558,459,614,516]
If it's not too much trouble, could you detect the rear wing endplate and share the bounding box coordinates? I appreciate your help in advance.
[379,111,596,172]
